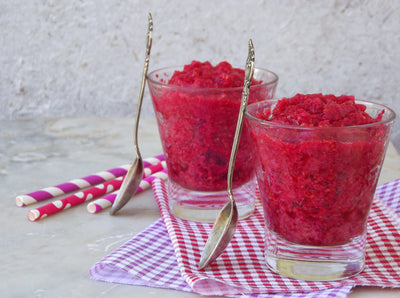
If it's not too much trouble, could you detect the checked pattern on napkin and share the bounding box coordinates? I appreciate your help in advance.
[90,178,400,297]
[90,219,191,291]
[153,178,400,296]
[90,216,353,298]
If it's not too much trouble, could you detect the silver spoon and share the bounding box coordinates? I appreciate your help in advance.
[110,13,153,215]
[198,39,255,269]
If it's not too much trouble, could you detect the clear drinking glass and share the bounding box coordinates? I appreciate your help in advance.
[245,99,395,280]
[147,66,278,222]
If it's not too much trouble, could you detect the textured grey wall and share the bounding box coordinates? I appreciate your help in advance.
[1,0,399,147]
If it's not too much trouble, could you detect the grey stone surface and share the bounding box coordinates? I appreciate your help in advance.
[1,0,399,147]
[0,117,399,297]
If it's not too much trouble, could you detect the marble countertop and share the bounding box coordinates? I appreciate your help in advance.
[1,117,399,298]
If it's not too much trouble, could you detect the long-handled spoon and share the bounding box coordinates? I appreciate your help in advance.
[198,39,255,269]
[110,13,153,215]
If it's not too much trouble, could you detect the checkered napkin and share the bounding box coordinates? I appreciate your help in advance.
[90,179,400,297]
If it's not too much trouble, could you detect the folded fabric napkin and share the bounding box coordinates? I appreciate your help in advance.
[91,179,400,297]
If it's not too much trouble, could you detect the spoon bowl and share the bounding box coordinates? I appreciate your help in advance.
[198,39,255,269]
[198,196,238,269]
[110,158,144,215]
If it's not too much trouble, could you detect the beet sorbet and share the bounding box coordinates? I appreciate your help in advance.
[246,94,393,246]
[148,61,277,192]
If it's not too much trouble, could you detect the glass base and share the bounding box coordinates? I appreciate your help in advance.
[265,229,366,281]
[168,177,256,222]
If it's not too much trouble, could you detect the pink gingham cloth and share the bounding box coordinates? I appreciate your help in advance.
[90,178,400,297]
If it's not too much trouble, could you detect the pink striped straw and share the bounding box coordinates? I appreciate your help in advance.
[16,154,165,207]
[87,169,168,213]
[27,176,125,222]
[27,160,167,222]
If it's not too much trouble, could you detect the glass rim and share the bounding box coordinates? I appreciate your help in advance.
[146,65,279,92]
[245,98,396,130]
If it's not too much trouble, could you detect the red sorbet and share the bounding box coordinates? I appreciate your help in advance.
[168,61,259,88]
[150,61,270,191]
[248,94,389,246]
[256,93,384,127]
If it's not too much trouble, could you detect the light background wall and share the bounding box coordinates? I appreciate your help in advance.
[1,0,400,148]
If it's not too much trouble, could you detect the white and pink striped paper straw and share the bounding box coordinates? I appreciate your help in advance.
[27,159,167,222]
[27,176,125,222]
[87,169,168,214]
[16,154,165,207]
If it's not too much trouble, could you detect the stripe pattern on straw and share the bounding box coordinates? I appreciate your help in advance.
[16,166,129,207]
[87,169,168,214]
[27,176,125,222]
[17,154,165,207]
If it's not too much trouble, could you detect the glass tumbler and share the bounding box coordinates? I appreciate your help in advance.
[147,66,278,222]
[245,99,395,280]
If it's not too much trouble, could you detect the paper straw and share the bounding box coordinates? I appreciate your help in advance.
[143,161,166,177]
[26,159,167,222]
[27,176,126,222]
[87,169,168,214]
[16,154,165,207]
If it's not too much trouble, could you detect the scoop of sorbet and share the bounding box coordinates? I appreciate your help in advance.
[168,60,261,88]
[256,93,384,127]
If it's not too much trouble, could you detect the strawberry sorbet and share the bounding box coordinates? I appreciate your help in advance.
[246,94,392,246]
[148,61,278,192]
